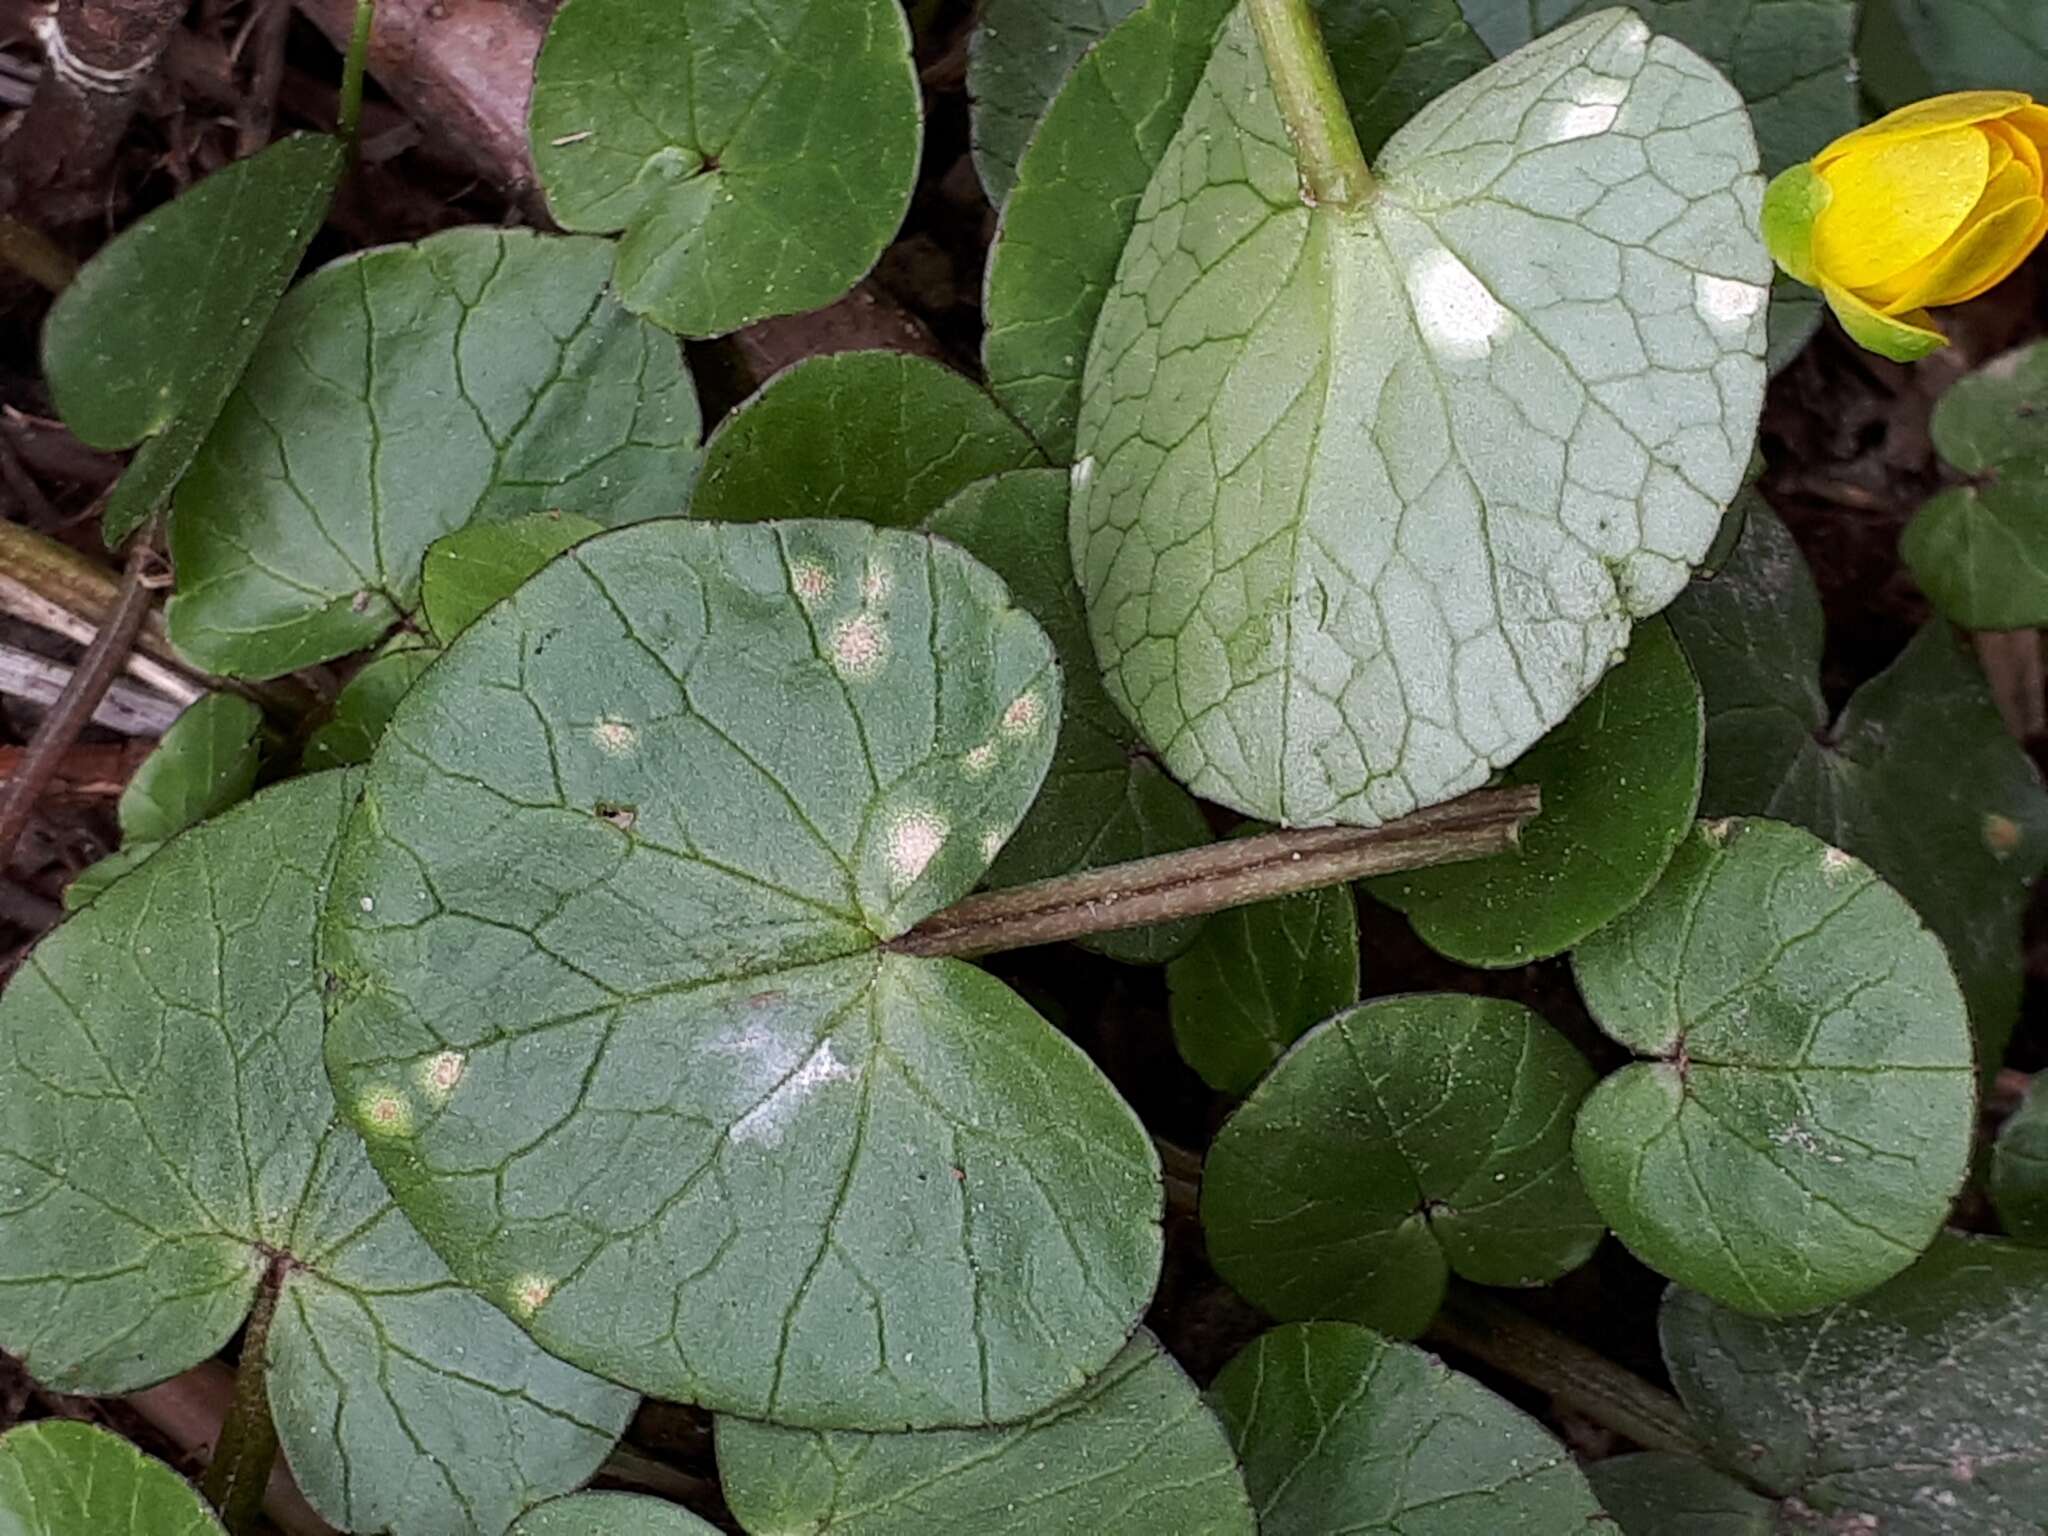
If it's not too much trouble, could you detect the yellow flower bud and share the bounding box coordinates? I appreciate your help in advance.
[1763,92,2048,362]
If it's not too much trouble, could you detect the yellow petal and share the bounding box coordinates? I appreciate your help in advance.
[2007,104,2048,164]
[1822,278,1948,362]
[1866,158,2042,308]
[1813,129,1989,289]
[1816,90,2034,167]
[1987,119,2042,187]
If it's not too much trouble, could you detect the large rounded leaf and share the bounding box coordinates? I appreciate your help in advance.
[1573,818,1975,1316]
[511,1494,720,1535]
[0,1422,223,1536]
[716,1332,1254,1534]
[693,354,1045,530]
[0,775,636,1536]
[322,519,1164,1430]
[1072,9,1766,826]
[1211,1322,1604,1533]
[166,228,701,678]
[528,0,920,338]
[1203,996,1602,1337]
[1662,1234,2048,1532]
[1370,618,1702,966]
[930,469,1211,964]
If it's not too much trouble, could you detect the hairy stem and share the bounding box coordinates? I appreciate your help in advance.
[1243,0,1374,207]
[201,1253,291,1534]
[889,786,1539,959]
[1427,1284,1712,1461]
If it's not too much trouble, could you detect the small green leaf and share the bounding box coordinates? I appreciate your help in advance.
[528,0,921,337]
[323,519,1164,1430]
[694,353,1045,529]
[983,0,1490,460]
[716,1332,1255,1535]
[1166,832,1358,1093]
[118,692,265,845]
[166,227,701,679]
[1585,1453,1777,1536]
[968,0,1144,208]
[1760,163,1827,287]
[0,775,636,1536]
[39,135,343,546]
[0,1421,224,1536]
[1992,1078,2048,1245]
[1203,996,1603,1338]
[1073,9,1766,826]
[929,469,1211,964]
[1211,1322,1605,1534]
[1573,818,1975,1316]
[302,648,444,770]
[1859,0,2048,111]
[1668,502,2048,1074]
[511,1494,720,1535]
[423,511,605,644]
[1370,618,1703,967]
[1662,1234,2048,1530]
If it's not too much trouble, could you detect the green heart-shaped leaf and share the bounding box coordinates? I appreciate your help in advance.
[1662,1234,2048,1529]
[0,774,636,1536]
[1203,995,1603,1337]
[930,469,1211,964]
[528,0,921,338]
[119,692,265,844]
[40,135,342,546]
[694,353,1046,530]
[1573,818,1975,1316]
[1668,502,2048,1076]
[1212,1322,1604,1533]
[1370,617,1702,967]
[322,519,1164,1430]
[511,1494,720,1535]
[1166,830,1358,1093]
[716,1331,1255,1534]
[423,511,605,645]
[0,1422,224,1536]
[982,0,1491,459]
[1993,1078,2048,1246]
[1585,1453,1776,1536]
[166,228,701,679]
[1073,9,1766,825]
[968,0,1145,208]
[303,648,442,771]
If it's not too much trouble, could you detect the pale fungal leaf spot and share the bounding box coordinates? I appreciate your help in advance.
[591,717,638,755]
[509,1274,553,1317]
[1695,274,1767,334]
[1984,812,2023,858]
[861,560,893,604]
[1000,690,1045,737]
[1070,455,1097,496]
[962,741,998,777]
[887,809,949,885]
[358,1088,412,1137]
[1821,846,1858,881]
[980,827,1008,863]
[728,1039,856,1147]
[418,1051,465,1103]
[791,560,832,605]
[1407,249,1510,361]
[1701,818,1736,846]
[830,613,888,678]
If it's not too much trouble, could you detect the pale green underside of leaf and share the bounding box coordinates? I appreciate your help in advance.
[321,519,1165,1431]
[1858,0,2048,111]
[511,1493,722,1534]
[0,1422,224,1536]
[39,134,342,547]
[1573,818,1975,1317]
[119,692,265,845]
[166,228,701,679]
[1166,834,1358,1093]
[0,775,635,1536]
[1584,1452,1777,1536]
[1662,1234,2048,1532]
[968,0,1144,209]
[930,469,1210,965]
[716,1331,1255,1535]
[694,353,1045,530]
[982,0,1493,461]
[1370,616,1702,967]
[528,0,921,337]
[423,511,606,645]
[1073,9,1767,826]
[303,648,442,771]
[1667,502,2048,1075]
[1211,1322,1604,1533]
[1203,996,1601,1337]
[1992,1078,2048,1245]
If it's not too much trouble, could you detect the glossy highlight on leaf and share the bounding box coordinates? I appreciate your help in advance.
[322,518,1165,1430]
[0,1421,224,1536]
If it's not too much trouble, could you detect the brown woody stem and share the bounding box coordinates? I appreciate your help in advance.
[888,785,1540,960]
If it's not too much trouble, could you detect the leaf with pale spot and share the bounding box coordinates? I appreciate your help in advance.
[0,1422,224,1536]
[322,518,1163,1431]
[0,774,636,1536]
[1072,9,1767,826]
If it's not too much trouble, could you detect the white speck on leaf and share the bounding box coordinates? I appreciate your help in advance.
[728,1039,856,1147]
[358,1087,412,1136]
[888,810,949,885]
[592,717,637,755]
[1695,274,1767,333]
